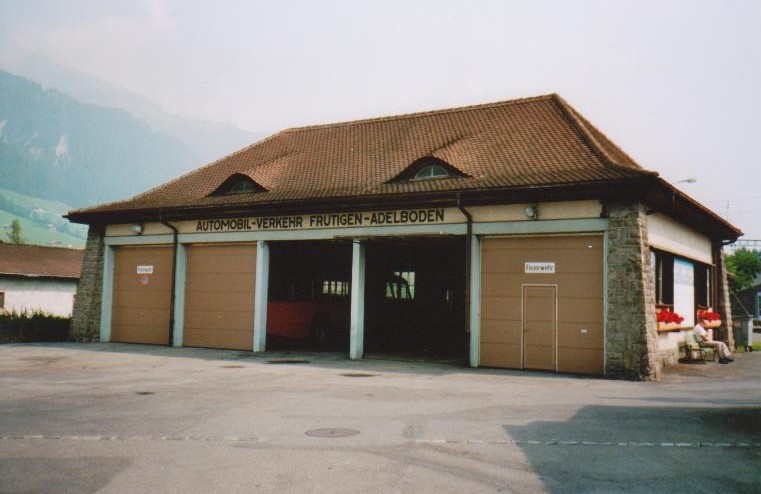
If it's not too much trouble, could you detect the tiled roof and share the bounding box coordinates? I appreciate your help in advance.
[0,244,84,279]
[71,94,656,216]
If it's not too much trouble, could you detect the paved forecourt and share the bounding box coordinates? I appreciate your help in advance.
[1,343,759,493]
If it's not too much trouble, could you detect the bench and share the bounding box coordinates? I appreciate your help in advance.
[683,331,716,363]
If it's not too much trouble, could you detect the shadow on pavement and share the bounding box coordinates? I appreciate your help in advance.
[0,457,130,494]
[7,342,609,380]
[504,405,761,493]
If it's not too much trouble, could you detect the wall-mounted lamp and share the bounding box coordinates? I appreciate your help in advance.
[131,223,143,235]
[524,204,538,220]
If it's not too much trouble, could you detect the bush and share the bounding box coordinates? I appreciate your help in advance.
[0,310,71,343]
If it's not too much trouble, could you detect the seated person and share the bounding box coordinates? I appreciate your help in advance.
[693,319,734,364]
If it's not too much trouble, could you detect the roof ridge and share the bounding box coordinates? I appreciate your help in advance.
[281,94,558,133]
[550,94,657,177]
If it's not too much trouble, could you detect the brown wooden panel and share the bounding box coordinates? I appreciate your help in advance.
[557,347,604,375]
[183,243,256,351]
[557,297,604,324]
[185,273,256,293]
[480,319,521,345]
[557,322,604,350]
[113,290,171,310]
[480,235,603,374]
[184,310,254,332]
[187,248,256,274]
[185,291,254,312]
[480,342,521,369]
[111,246,172,344]
[183,328,252,351]
[481,294,521,322]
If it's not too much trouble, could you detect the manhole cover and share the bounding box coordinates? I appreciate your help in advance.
[305,428,359,438]
[340,373,377,378]
[221,365,244,368]
[135,391,155,395]
[267,359,310,365]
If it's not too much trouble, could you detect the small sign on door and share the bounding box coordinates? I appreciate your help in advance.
[525,262,555,274]
[136,265,154,274]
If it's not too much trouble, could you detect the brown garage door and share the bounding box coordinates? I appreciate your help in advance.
[183,243,257,351]
[480,235,603,375]
[111,245,173,345]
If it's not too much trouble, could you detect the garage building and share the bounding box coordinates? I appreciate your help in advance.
[68,94,741,380]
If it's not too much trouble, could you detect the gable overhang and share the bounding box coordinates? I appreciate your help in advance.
[67,175,658,226]
[643,177,742,243]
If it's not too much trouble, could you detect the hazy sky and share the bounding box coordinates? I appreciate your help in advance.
[1,0,759,237]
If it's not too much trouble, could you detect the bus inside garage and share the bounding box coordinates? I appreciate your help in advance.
[266,241,352,352]
[364,236,466,360]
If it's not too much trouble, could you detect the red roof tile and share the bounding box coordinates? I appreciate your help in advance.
[0,244,84,279]
[71,94,656,217]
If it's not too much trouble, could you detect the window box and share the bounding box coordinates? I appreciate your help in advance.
[657,322,690,333]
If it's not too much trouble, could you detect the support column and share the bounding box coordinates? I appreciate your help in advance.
[350,240,366,360]
[605,202,659,380]
[469,235,481,367]
[172,243,187,347]
[99,245,115,343]
[713,244,735,350]
[71,225,106,342]
[253,240,270,352]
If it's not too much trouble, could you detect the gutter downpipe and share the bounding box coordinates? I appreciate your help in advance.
[159,212,178,347]
[456,193,473,339]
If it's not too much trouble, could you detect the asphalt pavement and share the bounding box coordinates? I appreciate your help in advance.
[1,343,759,493]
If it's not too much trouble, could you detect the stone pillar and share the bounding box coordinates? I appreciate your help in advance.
[605,203,660,380]
[713,245,735,350]
[70,225,105,342]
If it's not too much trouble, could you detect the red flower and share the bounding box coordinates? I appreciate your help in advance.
[657,308,684,324]
[697,309,720,322]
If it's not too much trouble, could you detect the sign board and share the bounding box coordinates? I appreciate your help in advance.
[136,265,154,274]
[192,208,449,233]
[524,262,555,274]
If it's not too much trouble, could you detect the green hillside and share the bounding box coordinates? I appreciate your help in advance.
[0,210,85,247]
[0,70,199,207]
[0,187,73,215]
[0,188,87,247]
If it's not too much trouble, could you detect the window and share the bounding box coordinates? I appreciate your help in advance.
[652,248,714,324]
[412,164,450,180]
[389,156,467,182]
[210,174,266,196]
[322,280,350,297]
[653,251,674,305]
[0,291,4,309]
[386,271,415,301]
[227,180,259,194]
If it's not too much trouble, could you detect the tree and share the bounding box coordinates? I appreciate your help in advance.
[725,248,761,292]
[6,219,24,244]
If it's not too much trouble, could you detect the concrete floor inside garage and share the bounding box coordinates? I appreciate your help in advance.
[1,342,759,494]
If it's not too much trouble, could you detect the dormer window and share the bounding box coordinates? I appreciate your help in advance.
[389,156,468,183]
[413,164,450,180]
[228,180,259,194]
[211,174,267,196]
